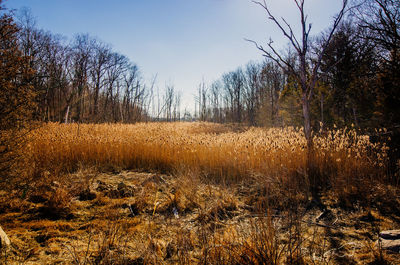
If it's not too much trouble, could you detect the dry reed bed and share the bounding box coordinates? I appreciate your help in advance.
[26,122,388,186]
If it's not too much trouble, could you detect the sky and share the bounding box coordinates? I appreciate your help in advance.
[6,0,344,112]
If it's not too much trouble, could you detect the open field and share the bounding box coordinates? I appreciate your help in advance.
[26,122,388,187]
[1,122,399,264]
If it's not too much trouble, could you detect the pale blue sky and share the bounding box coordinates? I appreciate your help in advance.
[6,0,344,111]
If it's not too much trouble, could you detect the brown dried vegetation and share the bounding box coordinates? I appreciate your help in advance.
[0,122,399,264]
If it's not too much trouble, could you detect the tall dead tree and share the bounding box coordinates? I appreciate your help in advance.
[248,0,348,194]
[248,0,348,149]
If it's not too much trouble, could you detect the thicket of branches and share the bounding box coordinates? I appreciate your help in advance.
[15,12,152,124]
[0,1,36,176]
[196,0,399,132]
[3,8,183,125]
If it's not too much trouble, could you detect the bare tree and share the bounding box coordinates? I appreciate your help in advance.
[247,0,348,195]
[163,85,175,121]
[122,64,143,122]
[247,0,348,148]
[197,81,208,121]
[173,92,181,121]
[90,40,111,118]
[353,0,399,63]
[232,69,245,123]
[103,52,128,121]
[222,72,235,122]
[71,34,93,122]
[353,0,400,127]
[222,69,245,123]
[259,60,284,126]
[244,62,261,126]
[210,81,222,123]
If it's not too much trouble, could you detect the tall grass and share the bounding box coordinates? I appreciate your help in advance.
[25,122,388,191]
[3,122,395,264]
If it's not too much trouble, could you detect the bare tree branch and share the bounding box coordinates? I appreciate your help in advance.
[252,0,302,53]
[244,38,300,84]
[309,0,348,100]
[248,0,348,148]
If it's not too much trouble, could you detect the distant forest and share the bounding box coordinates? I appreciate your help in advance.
[1,0,399,129]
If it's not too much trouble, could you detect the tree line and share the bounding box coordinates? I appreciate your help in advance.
[3,7,185,125]
[195,0,399,132]
[1,0,400,130]
[16,9,153,123]
[0,2,184,176]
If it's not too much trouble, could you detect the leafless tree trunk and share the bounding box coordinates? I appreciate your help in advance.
[71,34,93,122]
[163,85,175,121]
[197,81,208,121]
[210,81,222,123]
[260,60,283,126]
[248,0,348,194]
[245,62,260,125]
[248,0,348,149]
[90,41,110,117]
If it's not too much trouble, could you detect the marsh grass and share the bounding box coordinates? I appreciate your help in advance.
[25,122,388,199]
[2,121,395,264]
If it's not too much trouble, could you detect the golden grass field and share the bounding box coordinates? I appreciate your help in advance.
[1,122,399,264]
[26,122,388,187]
